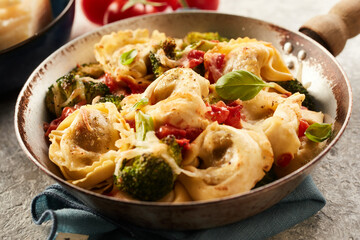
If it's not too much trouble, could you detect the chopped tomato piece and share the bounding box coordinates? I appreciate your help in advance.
[156,124,201,152]
[156,124,202,142]
[206,101,243,129]
[100,73,146,95]
[205,101,229,123]
[276,153,293,167]
[120,77,149,94]
[175,139,191,150]
[298,119,310,137]
[126,119,135,129]
[100,73,118,93]
[157,124,186,139]
[224,104,242,129]
[187,50,205,68]
[204,53,225,83]
[184,127,203,142]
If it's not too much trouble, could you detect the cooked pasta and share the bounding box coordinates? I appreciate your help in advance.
[48,103,125,189]
[44,29,329,202]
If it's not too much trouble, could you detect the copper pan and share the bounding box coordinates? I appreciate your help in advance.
[14,0,359,230]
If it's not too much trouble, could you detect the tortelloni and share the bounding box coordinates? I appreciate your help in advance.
[94,29,166,88]
[205,37,293,82]
[48,103,125,189]
[241,90,288,121]
[122,68,211,130]
[260,94,304,162]
[179,122,273,201]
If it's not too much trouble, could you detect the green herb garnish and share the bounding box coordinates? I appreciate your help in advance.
[304,123,332,142]
[215,70,274,101]
[135,111,154,141]
[132,98,149,110]
[120,49,138,65]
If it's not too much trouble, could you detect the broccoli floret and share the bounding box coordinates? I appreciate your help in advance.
[45,73,79,116]
[161,38,177,59]
[115,154,175,201]
[161,135,182,165]
[149,51,169,78]
[277,79,315,110]
[70,63,105,78]
[57,73,78,97]
[149,39,179,78]
[191,40,218,52]
[45,87,56,115]
[184,32,228,45]
[114,134,182,201]
[83,80,110,103]
[45,73,110,117]
[97,94,124,110]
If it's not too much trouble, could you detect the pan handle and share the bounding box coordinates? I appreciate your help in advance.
[299,0,360,56]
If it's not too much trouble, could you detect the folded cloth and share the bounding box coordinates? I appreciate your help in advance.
[32,176,325,240]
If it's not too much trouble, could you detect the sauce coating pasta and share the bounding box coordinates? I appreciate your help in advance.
[44,29,328,202]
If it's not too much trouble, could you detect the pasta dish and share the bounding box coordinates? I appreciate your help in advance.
[44,29,331,202]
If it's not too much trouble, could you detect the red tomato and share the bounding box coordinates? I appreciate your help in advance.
[156,124,203,142]
[206,101,229,123]
[100,73,118,92]
[276,153,293,168]
[183,127,203,141]
[205,101,243,129]
[186,0,219,10]
[298,119,310,137]
[175,138,191,150]
[167,0,182,10]
[224,102,243,129]
[187,49,205,68]
[204,53,225,83]
[81,0,113,25]
[156,124,187,139]
[103,0,159,24]
[148,0,181,11]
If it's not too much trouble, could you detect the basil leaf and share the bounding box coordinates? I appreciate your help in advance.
[135,110,154,141]
[304,123,332,142]
[215,70,274,101]
[131,98,149,110]
[120,49,138,65]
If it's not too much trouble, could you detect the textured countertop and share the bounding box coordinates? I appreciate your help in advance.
[1,0,360,239]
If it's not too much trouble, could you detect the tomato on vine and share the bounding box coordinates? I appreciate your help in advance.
[103,0,160,24]
[81,0,220,25]
[186,0,219,10]
[149,0,182,10]
[81,0,113,25]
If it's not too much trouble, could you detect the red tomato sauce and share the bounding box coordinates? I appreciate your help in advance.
[205,100,243,129]
[155,124,203,150]
[44,101,86,137]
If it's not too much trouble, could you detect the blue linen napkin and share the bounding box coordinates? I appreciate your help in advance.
[32,176,325,240]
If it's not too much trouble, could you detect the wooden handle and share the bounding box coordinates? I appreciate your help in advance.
[299,0,360,56]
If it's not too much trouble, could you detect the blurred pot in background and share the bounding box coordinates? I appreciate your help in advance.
[0,0,75,95]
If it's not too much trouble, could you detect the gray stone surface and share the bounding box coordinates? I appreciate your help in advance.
[1,0,360,239]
